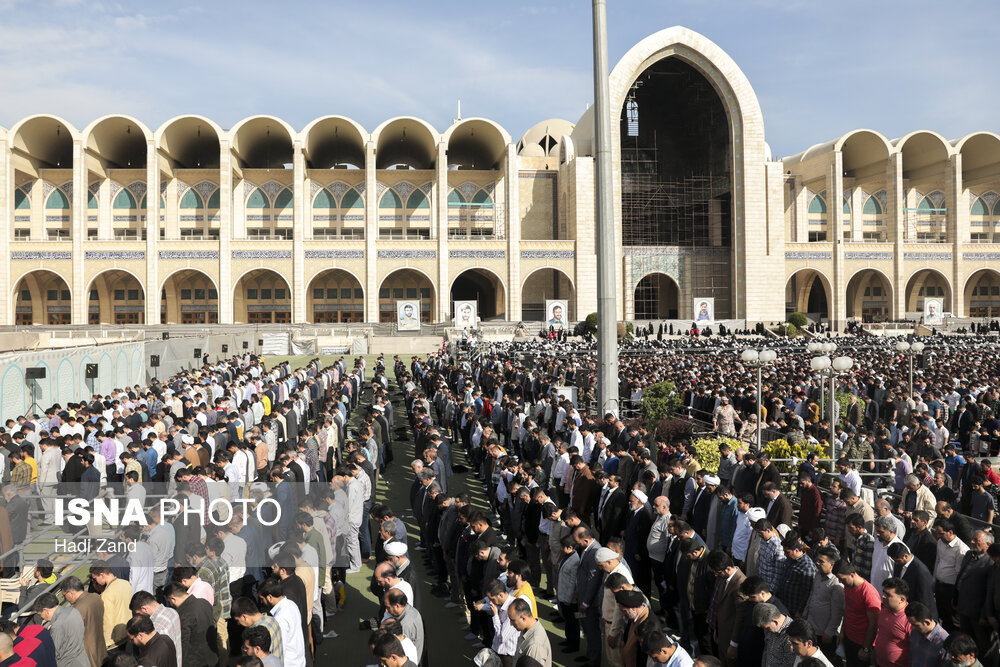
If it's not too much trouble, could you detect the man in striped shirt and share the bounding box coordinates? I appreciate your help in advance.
[234,596,285,664]
[130,590,183,666]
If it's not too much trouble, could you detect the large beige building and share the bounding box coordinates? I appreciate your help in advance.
[1,26,995,329]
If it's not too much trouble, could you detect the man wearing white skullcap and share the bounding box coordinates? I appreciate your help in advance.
[385,541,420,610]
[743,507,769,575]
[625,487,654,598]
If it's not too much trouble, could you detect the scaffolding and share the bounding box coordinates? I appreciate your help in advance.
[621,145,733,317]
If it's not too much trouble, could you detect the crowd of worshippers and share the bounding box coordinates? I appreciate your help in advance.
[383,342,1000,667]
[0,350,409,667]
[485,334,1000,461]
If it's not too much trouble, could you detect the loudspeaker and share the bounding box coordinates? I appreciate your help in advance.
[258,339,263,347]
[162,332,170,340]
[193,348,202,359]
[85,364,98,379]
[25,367,46,380]
[242,341,249,350]
[150,355,160,368]
[221,345,228,354]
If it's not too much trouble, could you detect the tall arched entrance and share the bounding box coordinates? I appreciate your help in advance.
[450,269,506,320]
[905,269,951,317]
[785,269,831,322]
[620,55,733,318]
[308,269,365,323]
[13,270,71,325]
[88,270,145,324]
[521,269,575,321]
[379,269,435,323]
[234,270,291,324]
[633,273,679,319]
[161,270,219,324]
[846,269,893,322]
[965,269,1000,318]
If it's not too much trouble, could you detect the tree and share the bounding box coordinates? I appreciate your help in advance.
[787,312,809,328]
[639,381,681,423]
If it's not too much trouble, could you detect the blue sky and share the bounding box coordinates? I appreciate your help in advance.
[0,0,996,158]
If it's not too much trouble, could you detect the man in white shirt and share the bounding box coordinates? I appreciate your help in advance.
[870,515,903,594]
[933,518,970,630]
[260,580,305,666]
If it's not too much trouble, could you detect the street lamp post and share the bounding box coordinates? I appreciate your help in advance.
[895,340,925,396]
[741,347,778,448]
[810,345,854,470]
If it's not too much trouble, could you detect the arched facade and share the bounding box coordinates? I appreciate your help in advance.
[13,270,72,325]
[378,269,436,324]
[233,269,291,324]
[3,28,1000,328]
[785,269,831,322]
[87,269,145,324]
[307,269,365,323]
[450,268,506,320]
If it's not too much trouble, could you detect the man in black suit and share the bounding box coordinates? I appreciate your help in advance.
[624,489,653,597]
[888,542,937,619]
[597,475,628,544]
[761,482,794,529]
[573,526,603,667]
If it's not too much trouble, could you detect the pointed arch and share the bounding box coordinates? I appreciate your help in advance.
[246,187,270,209]
[312,188,336,209]
[863,196,882,215]
[972,197,988,216]
[406,189,429,209]
[379,189,402,209]
[179,189,203,209]
[341,188,363,209]
[45,188,69,210]
[14,190,29,210]
[273,188,293,210]
[808,195,827,214]
[113,189,137,209]
[207,190,220,209]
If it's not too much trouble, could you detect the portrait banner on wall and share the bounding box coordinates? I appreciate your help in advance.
[454,300,478,329]
[396,300,421,331]
[693,297,715,325]
[545,300,569,329]
[923,298,943,326]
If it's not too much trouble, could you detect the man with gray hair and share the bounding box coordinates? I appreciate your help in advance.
[871,514,903,594]
[956,530,994,651]
[753,602,795,667]
[875,498,906,539]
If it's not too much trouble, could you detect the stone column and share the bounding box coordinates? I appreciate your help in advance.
[29,179,43,241]
[99,179,112,240]
[72,140,86,324]
[829,153,846,328]
[292,141,306,323]
[888,153,905,318]
[365,142,377,323]
[795,179,809,243]
[219,141,234,324]
[145,141,159,325]
[436,142,449,322]
[950,154,966,316]
[851,186,864,242]
[505,145,521,321]
[165,178,180,239]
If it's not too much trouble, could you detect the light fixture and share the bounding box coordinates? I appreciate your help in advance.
[741,349,758,363]
[759,349,777,363]
[807,341,820,353]
[911,341,925,353]
[896,341,910,352]
[833,356,854,371]
[811,356,832,371]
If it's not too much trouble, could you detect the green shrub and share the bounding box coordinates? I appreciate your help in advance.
[835,390,853,421]
[639,381,681,423]
[762,438,829,490]
[583,312,598,336]
[688,436,738,474]
[771,323,799,336]
[787,312,809,328]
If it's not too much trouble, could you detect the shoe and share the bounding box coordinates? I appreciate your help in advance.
[323,630,339,638]
[444,602,459,609]
[463,632,478,640]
